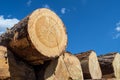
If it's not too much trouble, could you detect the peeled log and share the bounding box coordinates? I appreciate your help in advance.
[0,46,36,80]
[76,50,102,79]
[98,53,120,78]
[44,52,83,80]
[0,8,67,65]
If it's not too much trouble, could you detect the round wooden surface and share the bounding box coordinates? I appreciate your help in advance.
[113,53,120,78]
[63,52,83,80]
[28,8,67,57]
[89,51,102,79]
[0,46,10,77]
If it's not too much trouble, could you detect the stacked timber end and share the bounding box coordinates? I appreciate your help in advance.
[0,46,36,80]
[0,46,10,80]
[98,53,120,79]
[0,8,67,65]
[0,8,120,80]
[75,50,102,79]
[44,52,83,80]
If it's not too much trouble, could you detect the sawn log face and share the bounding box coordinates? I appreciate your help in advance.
[0,8,68,65]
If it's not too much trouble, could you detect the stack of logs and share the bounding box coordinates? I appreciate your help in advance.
[0,8,120,80]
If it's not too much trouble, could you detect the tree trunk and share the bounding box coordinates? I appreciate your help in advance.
[0,46,36,80]
[0,8,67,65]
[43,52,83,80]
[98,53,120,78]
[76,50,102,79]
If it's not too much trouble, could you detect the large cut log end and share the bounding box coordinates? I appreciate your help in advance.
[113,53,120,78]
[0,46,36,80]
[76,50,102,79]
[88,51,102,79]
[44,55,69,80]
[7,8,68,65]
[63,52,83,80]
[28,8,67,57]
[0,46,10,79]
[44,52,83,80]
[99,53,120,78]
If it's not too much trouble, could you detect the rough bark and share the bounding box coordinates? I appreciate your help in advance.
[98,53,120,78]
[0,8,67,65]
[76,50,102,79]
[0,46,36,80]
[44,52,83,80]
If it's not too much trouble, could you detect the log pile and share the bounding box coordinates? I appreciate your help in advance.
[75,50,102,79]
[44,52,83,80]
[98,53,120,79]
[0,46,36,80]
[0,8,120,80]
[0,8,67,65]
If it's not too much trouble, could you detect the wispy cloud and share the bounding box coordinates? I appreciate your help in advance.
[42,4,50,9]
[0,15,19,34]
[115,27,120,32]
[113,33,120,39]
[115,22,120,32]
[27,0,32,7]
[60,8,70,15]
[113,21,120,39]
[61,8,66,14]
[0,31,4,34]
[7,15,12,18]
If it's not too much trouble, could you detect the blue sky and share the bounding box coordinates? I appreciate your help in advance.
[0,0,120,55]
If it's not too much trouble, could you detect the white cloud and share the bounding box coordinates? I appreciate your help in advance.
[42,4,50,9]
[115,27,120,32]
[7,15,12,18]
[112,21,120,39]
[113,33,120,39]
[0,15,19,34]
[61,8,66,14]
[0,31,4,34]
[27,0,32,7]
[61,8,71,15]
[115,21,120,32]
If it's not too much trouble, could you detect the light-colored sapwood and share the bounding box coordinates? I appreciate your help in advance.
[76,50,102,79]
[98,53,120,79]
[0,46,10,80]
[0,8,67,65]
[0,46,36,80]
[44,52,83,80]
